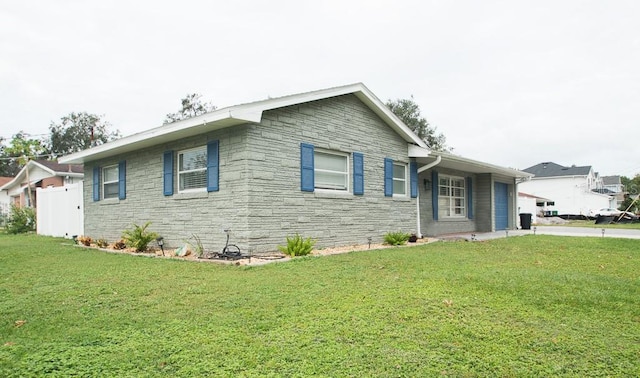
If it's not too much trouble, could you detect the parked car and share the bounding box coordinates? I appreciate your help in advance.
[590,208,623,217]
[590,208,639,221]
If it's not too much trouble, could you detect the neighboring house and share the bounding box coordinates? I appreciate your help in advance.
[519,162,616,217]
[601,175,623,193]
[0,160,84,209]
[517,192,554,225]
[0,177,13,219]
[600,175,625,207]
[59,83,530,253]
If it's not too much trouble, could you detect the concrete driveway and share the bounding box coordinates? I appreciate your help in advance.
[440,226,640,241]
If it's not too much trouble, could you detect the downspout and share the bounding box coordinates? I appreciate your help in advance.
[416,155,442,238]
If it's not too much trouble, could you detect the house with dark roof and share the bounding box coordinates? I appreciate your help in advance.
[60,83,530,252]
[519,162,615,217]
[0,160,84,208]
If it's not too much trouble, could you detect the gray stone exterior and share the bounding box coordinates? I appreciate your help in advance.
[419,169,518,236]
[82,92,523,253]
[84,94,418,253]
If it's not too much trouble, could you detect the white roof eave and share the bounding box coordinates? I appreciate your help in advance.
[417,151,533,178]
[59,83,428,164]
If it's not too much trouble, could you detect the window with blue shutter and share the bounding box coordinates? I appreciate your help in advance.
[384,158,393,197]
[466,176,473,219]
[431,170,439,220]
[353,152,364,195]
[300,143,314,192]
[93,166,100,202]
[118,161,126,200]
[410,161,418,198]
[163,151,174,196]
[207,140,219,192]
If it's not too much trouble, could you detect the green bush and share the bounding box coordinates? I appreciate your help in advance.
[383,231,411,246]
[278,233,316,257]
[5,204,36,234]
[121,222,158,252]
[95,238,109,248]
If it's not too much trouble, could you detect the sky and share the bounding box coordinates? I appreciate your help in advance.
[1,0,639,177]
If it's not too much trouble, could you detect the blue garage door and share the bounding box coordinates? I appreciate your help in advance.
[494,182,509,230]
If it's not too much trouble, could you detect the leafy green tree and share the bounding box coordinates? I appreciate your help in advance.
[48,112,120,157]
[619,174,640,212]
[386,96,448,151]
[0,132,48,176]
[164,93,216,124]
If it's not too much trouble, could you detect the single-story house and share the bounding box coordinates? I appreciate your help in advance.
[0,160,84,209]
[59,83,530,253]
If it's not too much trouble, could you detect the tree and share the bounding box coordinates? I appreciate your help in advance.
[163,93,216,124]
[47,112,120,157]
[0,132,48,176]
[620,175,640,212]
[386,96,448,151]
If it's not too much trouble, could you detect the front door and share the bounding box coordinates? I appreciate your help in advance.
[494,182,509,230]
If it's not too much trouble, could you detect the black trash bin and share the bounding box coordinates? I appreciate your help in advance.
[519,213,532,230]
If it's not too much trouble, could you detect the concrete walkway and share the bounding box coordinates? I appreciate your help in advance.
[439,226,640,241]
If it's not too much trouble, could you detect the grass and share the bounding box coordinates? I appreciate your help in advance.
[1,233,639,376]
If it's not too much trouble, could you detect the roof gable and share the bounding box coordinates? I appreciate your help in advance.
[523,162,592,178]
[0,160,83,191]
[59,83,428,164]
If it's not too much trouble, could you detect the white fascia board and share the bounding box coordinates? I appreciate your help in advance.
[408,144,430,158]
[435,151,533,178]
[59,82,428,164]
[59,108,261,164]
[249,83,427,148]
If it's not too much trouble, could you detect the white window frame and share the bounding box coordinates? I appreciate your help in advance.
[314,149,350,192]
[392,163,407,197]
[102,164,119,200]
[438,174,466,218]
[178,146,207,193]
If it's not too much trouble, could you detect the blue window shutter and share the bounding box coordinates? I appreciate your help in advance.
[300,143,315,192]
[384,158,393,197]
[92,166,100,202]
[467,177,473,219]
[432,170,439,220]
[410,161,418,198]
[118,161,126,200]
[163,151,174,196]
[207,140,220,192]
[353,152,364,195]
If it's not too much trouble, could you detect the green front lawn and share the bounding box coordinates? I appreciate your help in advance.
[1,234,638,376]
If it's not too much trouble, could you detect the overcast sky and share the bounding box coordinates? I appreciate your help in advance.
[1,1,639,177]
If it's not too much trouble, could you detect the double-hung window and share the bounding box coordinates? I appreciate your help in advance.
[438,175,466,217]
[393,163,407,196]
[102,165,119,199]
[314,150,349,191]
[178,146,207,192]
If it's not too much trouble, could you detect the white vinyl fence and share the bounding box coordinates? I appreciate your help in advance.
[36,182,84,238]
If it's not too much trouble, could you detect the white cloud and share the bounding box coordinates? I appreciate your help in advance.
[1,0,639,176]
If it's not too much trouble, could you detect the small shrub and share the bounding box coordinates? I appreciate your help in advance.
[95,238,109,248]
[278,233,316,257]
[122,222,159,252]
[5,204,36,234]
[189,234,204,258]
[383,231,411,246]
[112,239,127,250]
[77,235,92,246]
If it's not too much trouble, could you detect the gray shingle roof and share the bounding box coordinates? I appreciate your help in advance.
[523,162,592,177]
